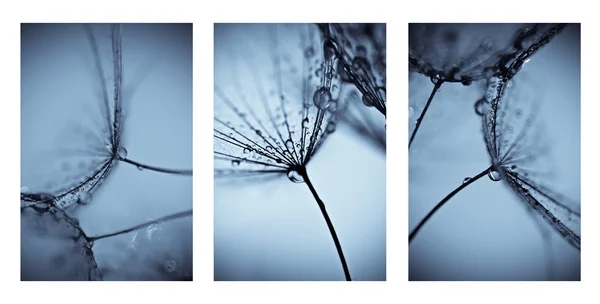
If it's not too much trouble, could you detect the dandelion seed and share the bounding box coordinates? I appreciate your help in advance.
[410,69,580,252]
[214,23,382,281]
[408,23,566,148]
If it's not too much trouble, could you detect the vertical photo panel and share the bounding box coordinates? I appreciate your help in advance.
[408,23,580,280]
[21,23,193,280]
[214,23,386,281]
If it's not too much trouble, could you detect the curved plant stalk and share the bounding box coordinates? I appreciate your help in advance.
[88,209,192,242]
[298,166,351,281]
[408,80,443,148]
[409,166,491,243]
[120,157,192,176]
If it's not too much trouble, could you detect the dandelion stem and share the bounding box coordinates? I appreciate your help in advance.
[409,81,443,149]
[88,209,192,242]
[299,167,351,281]
[120,158,192,176]
[409,166,492,243]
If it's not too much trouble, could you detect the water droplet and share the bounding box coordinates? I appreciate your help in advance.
[313,87,332,109]
[243,147,251,154]
[488,167,504,181]
[326,123,336,134]
[77,192,92,205]
[231,159,241,167]
[461,78,472,86]
[255,130,262,136]
[285,139,294,150]
[362,94,373,107]
[323,39,338,60]
[302,118,310,128]
[409,106,414,118]
[430,74,440,84]
[118,147,128,159]
[287,168,305,183]
[164,260,177,273]
[463,177,471,184]
[137,165,144,171]
[21,186,29,193]
[474,99,487,116]
[304,47,314,58]
[506,80,513,87]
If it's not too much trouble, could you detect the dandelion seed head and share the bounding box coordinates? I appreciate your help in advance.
[214,24,340,181]
[481,71,580,249]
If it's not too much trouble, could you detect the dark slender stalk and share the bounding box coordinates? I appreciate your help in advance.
[409,81,443,149]
[409,166,491,243]
[120,157,192,176]
[298,167,351,281]
[88,209,192,242]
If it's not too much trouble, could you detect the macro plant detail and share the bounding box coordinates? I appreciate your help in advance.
[21,23,193,280]
[214,23,385,281]
[408,23,580,280]
[408,23,566,148]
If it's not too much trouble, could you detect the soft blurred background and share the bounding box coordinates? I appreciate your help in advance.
[214,23,386,281]
[409,23,580,280]
[21,23,193,280]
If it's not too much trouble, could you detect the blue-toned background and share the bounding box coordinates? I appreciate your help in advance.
[409,24,580,280]
[21,23,193,280]
[214,23,386,281]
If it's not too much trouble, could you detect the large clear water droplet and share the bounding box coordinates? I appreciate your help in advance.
[488,167,504,181]
[118,147,128,159]
[77,192,92,205]
[137,165,144,171]
[287,168,305,183]
[313,87,332,109]
[474,98,486,116]
[164,260,177,273]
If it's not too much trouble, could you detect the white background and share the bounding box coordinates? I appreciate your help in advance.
[2,0,599,303]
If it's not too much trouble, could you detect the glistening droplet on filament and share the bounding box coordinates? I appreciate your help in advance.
[287,168,305,183]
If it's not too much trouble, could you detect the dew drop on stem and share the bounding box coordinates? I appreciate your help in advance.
[488,167,504,181]
[287,168,305,183]
[474,98,486,116]
[313,87,333,109]
[118,147,128,159]
[463,177,471,184]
